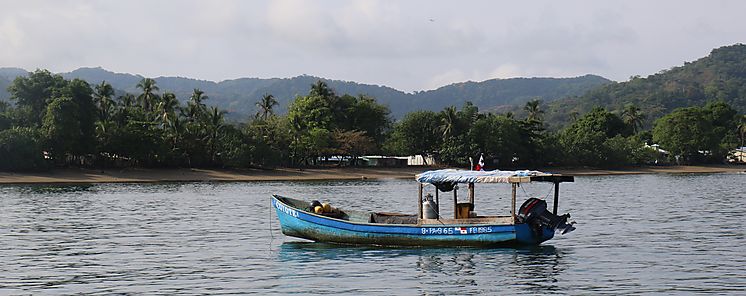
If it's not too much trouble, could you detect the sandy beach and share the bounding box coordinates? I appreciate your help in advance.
[0,165,743,184]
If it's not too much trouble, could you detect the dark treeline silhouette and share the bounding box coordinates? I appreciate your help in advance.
[0,70,744,171]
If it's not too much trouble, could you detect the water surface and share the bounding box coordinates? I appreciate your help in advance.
[1,173,744,294]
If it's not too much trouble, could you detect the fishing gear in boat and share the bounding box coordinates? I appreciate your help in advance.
[308,200,346,218]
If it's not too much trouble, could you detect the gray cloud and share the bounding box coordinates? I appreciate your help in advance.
[1,0,744,92]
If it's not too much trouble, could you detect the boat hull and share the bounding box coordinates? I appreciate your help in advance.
[272,196,554,247]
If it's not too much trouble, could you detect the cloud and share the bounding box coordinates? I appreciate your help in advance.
[0,18,24,49]
[1,0,746,91]
[266,0,340,47]
[489,64,525,79]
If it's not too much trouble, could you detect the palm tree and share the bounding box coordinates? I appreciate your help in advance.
[439,106,458,138]
[166,116,187,156]
[93,81,115,122]
[157,92,180,126]
[190,88,207,105]
[621,104,646,134]
[310,80,334,98]
[255,93,278,120]
[136,78,160,112]
[524,99,544,122]
[118,93,136,108]
[186,88,208,121]
[738,115,746,149]
[204,106,226,164]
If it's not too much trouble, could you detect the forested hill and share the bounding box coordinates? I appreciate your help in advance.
[410,75,610,113]
[0,66,609,119]
[546,43,746,127]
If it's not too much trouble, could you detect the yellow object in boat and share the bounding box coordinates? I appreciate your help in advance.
[314,206,324,214]
[322,203,331,213]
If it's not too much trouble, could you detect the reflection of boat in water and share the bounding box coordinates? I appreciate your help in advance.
[275,241,568,295]
[272,169,576,247]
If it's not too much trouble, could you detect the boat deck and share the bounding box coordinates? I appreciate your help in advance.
[277,196,513,226]
[419,216,513,225]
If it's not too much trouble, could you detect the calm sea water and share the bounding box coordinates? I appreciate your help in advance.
[1,173,745,295]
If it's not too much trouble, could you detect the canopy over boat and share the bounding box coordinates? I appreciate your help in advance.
[416,169,573,184]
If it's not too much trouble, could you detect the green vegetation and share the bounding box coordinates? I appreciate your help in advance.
[2,44,745,171]
[546,43,746,129]
[653,101,740,163]
[0,69,743,171]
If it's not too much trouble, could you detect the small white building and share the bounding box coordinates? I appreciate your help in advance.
[729,147,746,163]
[646,144,669,155]
[407,155,436,166]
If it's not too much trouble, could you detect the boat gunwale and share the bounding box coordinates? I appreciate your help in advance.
[272,194,518,229]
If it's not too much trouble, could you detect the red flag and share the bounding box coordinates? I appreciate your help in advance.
[475,154,484,171]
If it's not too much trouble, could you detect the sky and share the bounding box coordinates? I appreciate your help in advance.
[1,0,744,92]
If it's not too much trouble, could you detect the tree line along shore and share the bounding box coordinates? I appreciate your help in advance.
[0,69,745,172]
[0,165,743,185]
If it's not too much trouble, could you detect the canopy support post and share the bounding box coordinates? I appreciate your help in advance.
[435,187,440,215]
[468,182,474,205]
[553,181,559,215]
[417,183,423,220]
[453,188,458,219]
[511,182,517,223]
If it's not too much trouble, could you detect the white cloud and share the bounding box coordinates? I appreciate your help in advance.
[1,0,745,91]
[0,19,24,49]
[489,64,525,80]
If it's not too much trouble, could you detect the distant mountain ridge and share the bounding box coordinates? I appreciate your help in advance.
[411,75,610,114]
[0,66,610,119]
[546,43,746,127]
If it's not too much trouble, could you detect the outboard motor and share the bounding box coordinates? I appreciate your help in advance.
[517,198,575,235]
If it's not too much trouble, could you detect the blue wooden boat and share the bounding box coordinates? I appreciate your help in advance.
[272,169,576,247]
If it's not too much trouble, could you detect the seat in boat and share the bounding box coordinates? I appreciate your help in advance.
[369,212,418,224]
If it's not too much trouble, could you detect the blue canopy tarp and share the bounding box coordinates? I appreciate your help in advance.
[416,169,544,184]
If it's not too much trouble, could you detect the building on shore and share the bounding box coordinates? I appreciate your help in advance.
[359,155,437,167]
[729,147,746,163]
[317,155,437,167]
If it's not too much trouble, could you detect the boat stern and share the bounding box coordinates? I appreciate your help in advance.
[515,223,556,244]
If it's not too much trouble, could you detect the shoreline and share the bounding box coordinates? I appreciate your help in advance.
[0,165,743,185]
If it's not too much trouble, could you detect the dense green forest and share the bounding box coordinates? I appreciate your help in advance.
[0,68,744,171]
[545,44,746,129]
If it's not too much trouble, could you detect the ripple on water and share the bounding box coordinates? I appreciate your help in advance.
[1,174,745,294]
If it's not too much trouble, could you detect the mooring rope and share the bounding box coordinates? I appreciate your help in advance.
[519,183,554,201]
[268,198,275,252]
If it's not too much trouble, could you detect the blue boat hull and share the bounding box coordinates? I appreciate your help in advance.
[272,196,555,247]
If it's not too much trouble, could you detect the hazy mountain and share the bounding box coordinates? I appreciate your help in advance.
[0,67,28,101]
[61,68,610,119]
[2,66,610,119]
[0,77,10,101]
[411,75,610,114]
[546,43,746,128]
[0,67,29,80]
